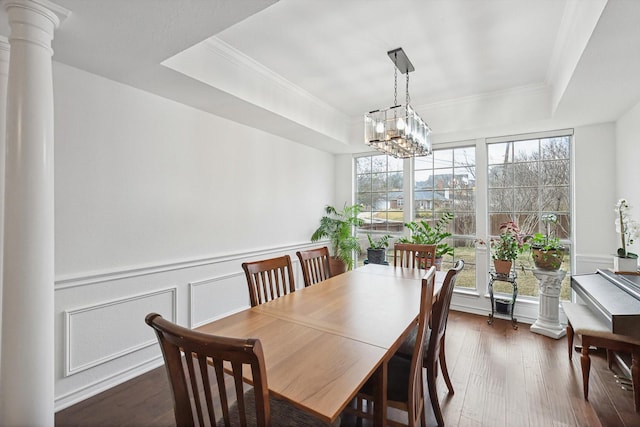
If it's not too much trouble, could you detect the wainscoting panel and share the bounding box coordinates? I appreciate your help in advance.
[64,288,177,377]
[189,272,249,328]
[55,243,321,410]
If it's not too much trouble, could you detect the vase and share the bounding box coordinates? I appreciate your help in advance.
[493,259,512,275]
[613,256,637,273]
[531,248,564,270]
[367,248,386,265]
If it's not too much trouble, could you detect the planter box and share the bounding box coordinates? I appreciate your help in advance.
[613,256,637,273]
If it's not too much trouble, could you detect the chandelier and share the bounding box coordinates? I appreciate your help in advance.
[365,48,432,158]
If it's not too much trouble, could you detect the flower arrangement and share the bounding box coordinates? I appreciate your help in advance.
[615,199,639,259]
[491,221,526,261]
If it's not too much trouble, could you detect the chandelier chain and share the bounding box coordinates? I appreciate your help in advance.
[393,58,398,106]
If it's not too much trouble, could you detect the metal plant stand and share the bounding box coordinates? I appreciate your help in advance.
[488,270,518,329]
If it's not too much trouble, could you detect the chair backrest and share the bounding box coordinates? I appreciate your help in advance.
[406,266,436,426]
[242,255,296,307]
[296,246,332,287]
[394,243,437,269]
[145,313,271,427]
[429,260,464,357]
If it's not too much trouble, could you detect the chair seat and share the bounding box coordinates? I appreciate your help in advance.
[360,354,412,403]
[225,388,340,427]
[396,325,432,360]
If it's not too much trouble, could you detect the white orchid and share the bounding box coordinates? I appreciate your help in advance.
[615,199,639,258]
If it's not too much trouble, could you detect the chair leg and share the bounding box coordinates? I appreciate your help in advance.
[632,352,640,413]
[567,323,574,361]
[580,338,591,400]
[439,336,454,395]
[427,359,445,427]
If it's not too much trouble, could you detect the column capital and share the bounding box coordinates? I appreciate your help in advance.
[3,0,69,27]
[4,0,69,52]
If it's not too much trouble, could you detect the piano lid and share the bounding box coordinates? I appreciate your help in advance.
[599,269,640,300]
[571,269,640,340]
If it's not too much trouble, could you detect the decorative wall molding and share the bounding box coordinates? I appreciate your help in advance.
[188,271,247,328]
[63,288,177,376]
[55,241,320,290]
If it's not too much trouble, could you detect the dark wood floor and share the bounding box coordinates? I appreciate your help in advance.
[56,311,640,426]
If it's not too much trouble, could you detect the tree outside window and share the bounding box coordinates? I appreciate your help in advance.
[487,136,572,299]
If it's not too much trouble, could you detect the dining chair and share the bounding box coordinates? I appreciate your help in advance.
[397,259,465,427]
[348,266,436,427]
[146,313,340,427]
[296,246,332,287]
[394,243,437,269]
[242,255,296,307]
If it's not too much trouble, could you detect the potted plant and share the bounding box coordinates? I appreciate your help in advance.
[490,221,525,275]
[366,234,391,265]
[527,213,565,271]
[311,204,363,274]
[398,212,454,269]
[614,198,639,272]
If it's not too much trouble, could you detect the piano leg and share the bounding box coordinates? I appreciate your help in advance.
[567,323,574,360]
[633,353,639,412]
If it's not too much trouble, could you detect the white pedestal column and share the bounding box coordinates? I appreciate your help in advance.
[530,268,567,339]
[0,1,68,425]
[0,36,9,366]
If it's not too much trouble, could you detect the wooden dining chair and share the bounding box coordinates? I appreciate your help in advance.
[394,243,437,269]
[397,259,465,427]
[145,313,339,426]
[242,255,296,307]
[349,266,436,427]
[563,302,640,412]
[296,246,332,287]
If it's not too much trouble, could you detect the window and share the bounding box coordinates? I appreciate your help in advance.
[355,154,404,233]
[487,135,572,299]
[414,146,477,288]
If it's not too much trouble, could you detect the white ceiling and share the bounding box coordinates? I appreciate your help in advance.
[2,0,639,153]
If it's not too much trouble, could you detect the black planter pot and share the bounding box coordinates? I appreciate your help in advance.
[367,248,386,264]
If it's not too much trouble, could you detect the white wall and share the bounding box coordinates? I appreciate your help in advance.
[53,63,336,408]
[616,100,640,257]
[573,122,618,272]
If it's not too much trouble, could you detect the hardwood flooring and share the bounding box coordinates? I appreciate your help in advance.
[55,311,640,426]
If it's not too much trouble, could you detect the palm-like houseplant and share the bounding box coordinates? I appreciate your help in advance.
[398,212,455,267]
[311,204,363,273]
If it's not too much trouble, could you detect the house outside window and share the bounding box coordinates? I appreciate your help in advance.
[414,146,477,288]
[355,154,404,233]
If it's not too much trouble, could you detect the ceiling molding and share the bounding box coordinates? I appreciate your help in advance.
[202,37,347,120]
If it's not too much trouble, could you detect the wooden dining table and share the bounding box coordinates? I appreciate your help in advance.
[196,263,445,426]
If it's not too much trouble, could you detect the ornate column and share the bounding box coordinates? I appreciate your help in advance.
[0,36,9,364]
[530,268,567,339]
[0,1,68,425]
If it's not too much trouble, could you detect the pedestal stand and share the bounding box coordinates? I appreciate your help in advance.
[530,268,567,339]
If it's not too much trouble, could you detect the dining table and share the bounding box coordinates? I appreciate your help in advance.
[195,263,446,426]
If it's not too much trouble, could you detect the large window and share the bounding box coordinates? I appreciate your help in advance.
[487,135,572,299]
[355,155,404,233]
[415,146,477,288]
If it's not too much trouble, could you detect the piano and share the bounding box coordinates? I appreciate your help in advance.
[571,268,640,340]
